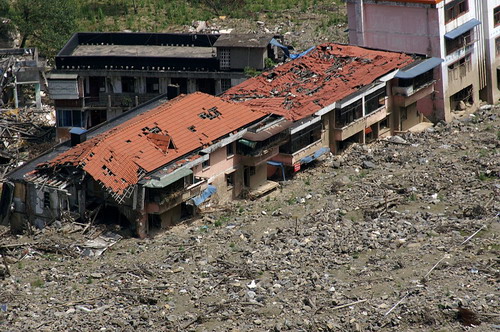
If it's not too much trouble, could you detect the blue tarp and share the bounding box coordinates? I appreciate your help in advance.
[300,147,330,164]
[444,19,481,39]
[192,185,217,206]
[267,161,286,181]
[395,57,443,79]
[270,38,315,60]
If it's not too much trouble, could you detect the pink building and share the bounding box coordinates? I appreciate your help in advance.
[347,0,500,121]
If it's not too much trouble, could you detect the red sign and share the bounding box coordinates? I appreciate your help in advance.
[294,163,301,172]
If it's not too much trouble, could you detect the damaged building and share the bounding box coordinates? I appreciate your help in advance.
[347,0,500,121]
[223,43,442,172]
[1,43,441,237]
[1,92,286,237]
[0,47,44,109]
[48,32,283,141]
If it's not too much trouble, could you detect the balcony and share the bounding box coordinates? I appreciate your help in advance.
[83,93,160,108]
[238,146,280,167]
[334,106,387,141]
[393,81,435,108]
[146,179,207,214]
[273,139,323,166]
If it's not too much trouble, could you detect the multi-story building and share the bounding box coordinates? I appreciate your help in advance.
[2,43,439,237]
[48,32,282,141]
[347,0,500,122]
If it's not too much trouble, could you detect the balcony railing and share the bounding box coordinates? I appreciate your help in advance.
[83,93,160,108]
[334,106,387,141]
[146,179,207,214]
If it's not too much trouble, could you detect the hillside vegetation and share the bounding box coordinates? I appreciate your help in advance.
[3,0,347,58]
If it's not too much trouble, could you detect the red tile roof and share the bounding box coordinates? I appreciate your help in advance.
[36,92,264,195]
[223,43,414,121]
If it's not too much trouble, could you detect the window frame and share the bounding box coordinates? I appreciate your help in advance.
[445,0,469,23]
[56,109,83,128]
[495,6,500,27]
[226,142,234,158]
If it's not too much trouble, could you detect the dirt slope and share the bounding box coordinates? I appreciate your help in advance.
[0,106,499,331]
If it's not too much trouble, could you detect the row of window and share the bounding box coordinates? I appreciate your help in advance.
[445,0,500,28]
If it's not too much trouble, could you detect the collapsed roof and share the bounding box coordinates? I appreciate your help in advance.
[33,92,264,198]
[222,43,414,121]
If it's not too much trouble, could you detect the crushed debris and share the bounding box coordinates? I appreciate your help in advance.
[0,105,497,331]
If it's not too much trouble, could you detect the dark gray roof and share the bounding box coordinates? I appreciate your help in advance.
[213,34,274,48]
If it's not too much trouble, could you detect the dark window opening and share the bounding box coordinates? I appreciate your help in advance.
[446,30,474,55]
[57,110,83,127]
[495,6,500,27]
[335,99,363,127]
[146,77,159,93]
[43,192,50,208]
[365,87,387,115]
[398,69,434,90]
[496,37,500,57]
[445,0,469,23]
[226,143,234,157]
[202,157,210,169]
[221,79,232,92]
[87,76,105,97]
[450,84,473,110]
[226,172,235,187]
[121,76,135,93]
[279,122,322,154]
[171,78,187,94]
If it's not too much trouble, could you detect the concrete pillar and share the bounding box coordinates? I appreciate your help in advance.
[215,79,222,95]
[159,77,171,94]
[135,210,148,239]
[13,83,18,108]
[35,83,41,110]
[187,79,197,94]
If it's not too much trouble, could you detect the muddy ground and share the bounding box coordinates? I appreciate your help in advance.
[0,106,499,331]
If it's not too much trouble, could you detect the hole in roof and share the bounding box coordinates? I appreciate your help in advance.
[188,125,197,132]
[126,139,131,143]
[198,106,221,120]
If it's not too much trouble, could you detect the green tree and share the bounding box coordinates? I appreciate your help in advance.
[12,0,78,58]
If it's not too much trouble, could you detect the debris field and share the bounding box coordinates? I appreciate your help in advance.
[0,106,499,331]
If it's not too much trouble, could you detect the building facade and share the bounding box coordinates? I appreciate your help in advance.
[347,0,500,122]
[48,33,282,141]
[2,43,441,237]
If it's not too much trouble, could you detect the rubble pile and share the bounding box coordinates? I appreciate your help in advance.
[0,106,498,331]
[0,106,55,179]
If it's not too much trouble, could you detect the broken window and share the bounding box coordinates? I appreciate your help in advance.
[121,76,135,93]
[57,110,83,127]
[445,30,475,55]
[445,0,468,23]
[279,122,322,154]
[226,171,235,187]
[365,87,387,115]
[335,99,363,128]
[146,77,160,93]
[496,37,500,57]
[398,69,434,91]
[448,55,471,80]
[450,84,473,110]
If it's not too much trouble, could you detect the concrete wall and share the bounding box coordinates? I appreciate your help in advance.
[229,48,267,70]
[193,143,241,202]
[482,0,500,103]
